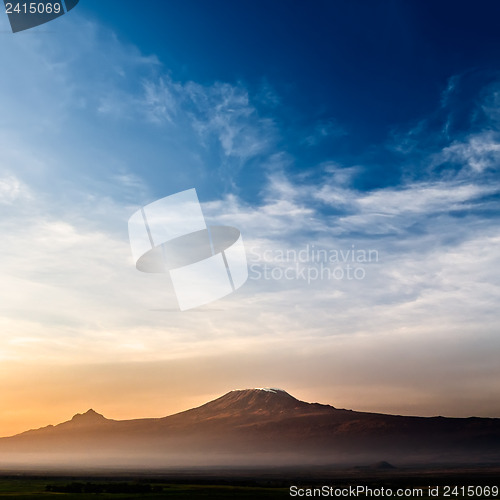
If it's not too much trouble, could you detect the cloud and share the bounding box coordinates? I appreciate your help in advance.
[184,81,276,161]
[141,77,180,123]
[437,132,500,173]
[0,175,29,205]
[98,69,277,163]
[303,119,346,146]
[196,70,500,365]
[356,181,495,216]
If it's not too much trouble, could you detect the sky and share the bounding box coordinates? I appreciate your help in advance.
[1,0,500,437]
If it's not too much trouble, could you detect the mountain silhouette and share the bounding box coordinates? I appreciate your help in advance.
[1,388,500,468]
[69,409,107,424]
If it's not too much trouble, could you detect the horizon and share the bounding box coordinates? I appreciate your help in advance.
[1,1,500,439]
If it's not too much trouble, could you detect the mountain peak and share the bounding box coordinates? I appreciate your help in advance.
[229,388,298,399]
[190,387,308,417]
[226,388,296,401]
[71,409,106,423]
[226,388,291,396]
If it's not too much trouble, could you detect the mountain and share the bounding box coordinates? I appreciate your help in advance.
[1,388,500,468]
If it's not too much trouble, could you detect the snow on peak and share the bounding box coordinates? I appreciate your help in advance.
[255,388,286,393]
[228,388,290,396]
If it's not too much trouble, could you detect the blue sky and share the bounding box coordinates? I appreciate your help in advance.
[1,1,500,434]
[70,1,500,196]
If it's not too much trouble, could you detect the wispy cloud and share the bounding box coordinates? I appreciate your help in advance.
[141,77,180,123]
[303,119,346,146]
[437,132,500,173]
[0,175,29,205]
[186,81,275,161]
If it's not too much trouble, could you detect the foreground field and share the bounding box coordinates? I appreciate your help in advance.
[0,479,287,499]
[0,465,498,499]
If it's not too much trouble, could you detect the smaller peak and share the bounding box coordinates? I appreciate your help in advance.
[71,409,106,422]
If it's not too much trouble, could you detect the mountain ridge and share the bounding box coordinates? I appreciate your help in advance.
[1,388,500,467]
